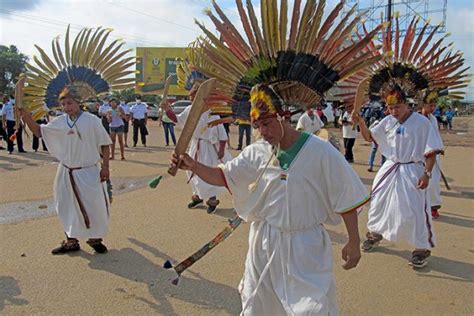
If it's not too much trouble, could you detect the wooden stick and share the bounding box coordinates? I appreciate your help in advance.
[159,75,175,108]
[438,164,451,191]
[352,78,370,130]
[163,215,243,285]
[168,78,216,176]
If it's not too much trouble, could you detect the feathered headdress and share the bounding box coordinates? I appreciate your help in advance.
[337,14,470,106]
[23,25,135,120]
[176,58,207,91]
[189,0,384,121]
[175,49,233,116]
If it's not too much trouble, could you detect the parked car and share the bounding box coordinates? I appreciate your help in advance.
[171,100,191,114]
[127,102,159,121]
[147,103,159,121]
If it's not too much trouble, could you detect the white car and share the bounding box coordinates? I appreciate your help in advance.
[146,103,159,121]
[171,100,191,114]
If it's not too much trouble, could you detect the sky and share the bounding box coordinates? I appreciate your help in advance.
[0,0,473,100]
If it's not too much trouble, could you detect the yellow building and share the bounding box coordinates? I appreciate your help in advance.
[135,47,189,96]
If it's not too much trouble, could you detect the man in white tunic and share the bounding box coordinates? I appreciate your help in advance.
[171,84,369,315]
[354,86,442,268]
[165,82,232,214]
[420,96,444,219]
[296,108,324,134]
[20,86,112,254]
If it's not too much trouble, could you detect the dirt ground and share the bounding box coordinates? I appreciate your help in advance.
[0,116,473,315]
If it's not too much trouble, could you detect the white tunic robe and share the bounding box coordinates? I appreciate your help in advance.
[176,107,232,199]
[296,112,324,134]
[368,112,443,249]
[41,112,112,238]
[427,114,444,207]
[219,135,369,316]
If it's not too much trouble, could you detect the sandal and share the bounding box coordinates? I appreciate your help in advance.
[206,197,220,214]
[409,249,431,268]
[361,232,383,252]
[87,239,108,254]
[188,195,203,209]
[51,239,80,255]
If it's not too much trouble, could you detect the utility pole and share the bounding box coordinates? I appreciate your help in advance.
[387,0,392,21]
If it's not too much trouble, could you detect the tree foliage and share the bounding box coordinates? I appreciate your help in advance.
[0,45,28,95]
[436,96,451,110]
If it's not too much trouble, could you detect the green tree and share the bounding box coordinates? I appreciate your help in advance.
[436,96,451,110]
[0,45,28,95]
[110,88,136,103]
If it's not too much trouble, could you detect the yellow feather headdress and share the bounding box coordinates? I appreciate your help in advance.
[23,25,135,120]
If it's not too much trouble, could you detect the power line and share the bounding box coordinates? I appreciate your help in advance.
[0,8,174,46]
[108,2,199,32]
[189,0,240,18]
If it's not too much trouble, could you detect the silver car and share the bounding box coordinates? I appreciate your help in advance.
[171,100,191,114]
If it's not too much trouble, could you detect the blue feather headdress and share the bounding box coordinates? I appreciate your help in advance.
[23,25,135,120]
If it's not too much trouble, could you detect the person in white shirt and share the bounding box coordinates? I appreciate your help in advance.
[0,96,8,150]
[2,95,25,154]
[130,95,148,147]
[296,108,324,134]
[339,109,358,163]
[119,100,131,147]
[355,85,442,268]
[420,98,444,219]
[164,83,232,213]
[98,100,111,134]
[170,84,368,314]
[334,105,342,128]
[20,85,112,255]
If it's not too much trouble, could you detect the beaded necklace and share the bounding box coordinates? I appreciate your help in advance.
[66,111,83,139]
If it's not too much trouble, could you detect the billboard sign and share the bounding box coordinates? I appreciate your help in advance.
[135,47,189,96]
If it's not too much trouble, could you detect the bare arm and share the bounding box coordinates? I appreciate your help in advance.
[417,154,436,189]
[340,209,361,270]
[19,108,42,137]
[424,153,436,173]
[171,153,226,187]
[351,78,371,142]
[352,112,372,142]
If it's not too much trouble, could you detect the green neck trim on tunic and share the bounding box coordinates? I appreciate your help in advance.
[277,132,311,170]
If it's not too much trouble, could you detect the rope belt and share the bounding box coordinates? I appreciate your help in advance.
[371,161,420,197]
[63,164,94,229]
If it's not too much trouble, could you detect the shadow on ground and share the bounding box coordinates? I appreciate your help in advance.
[435,213,474,228]
[78,238,241,315]
[0,276,29,311]
[373,247,474,283]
